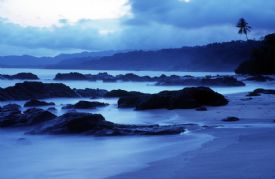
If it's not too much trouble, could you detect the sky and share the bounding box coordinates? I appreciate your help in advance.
[0,0,274,56]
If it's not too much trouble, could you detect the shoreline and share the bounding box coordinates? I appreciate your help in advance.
[108,127,275,179]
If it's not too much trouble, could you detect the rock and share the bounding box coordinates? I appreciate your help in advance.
[24,99,55,107]
[0,104,22,127]
[196,106,207,111]
[118,87,228,110]
[0,82,106,101]
[247,88,275,96]
[244,75,274,82]
[0,106,56,127]
[236,33,275,75]
[0,82,78,100]
[222,117,240,122]
[74,88,108,98]
[0,73,39,80]
[156,76,245,87]
[104,89,146,98]
[62,101,109,109]
[22,108,56,125]
[54,72,89,80]
[29,112,185,136]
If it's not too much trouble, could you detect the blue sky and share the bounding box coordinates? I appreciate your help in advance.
[0,0,274,56]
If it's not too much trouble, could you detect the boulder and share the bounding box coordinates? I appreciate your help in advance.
[235,33,275,75]
[244,75,274,82]
[118,87,228,110]
[29,112,185,136]
[24,99,55,107]
[104,89,146,98]
[0,106,56,127]
[247,88,275,96]
[74,88,108,98]
[222,116,240,122]
[54,72,89,80]
[156,76,245,87]
[0,73,39,80]
[62,101,109,109]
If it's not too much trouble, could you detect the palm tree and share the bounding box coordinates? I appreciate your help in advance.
[237,18,252,40]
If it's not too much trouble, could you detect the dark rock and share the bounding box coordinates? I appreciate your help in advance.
[222,117,240,122]
[105,89,146,98]
[0,105,56,127]
[24,99,55,107]
[74,88,108,98]
[196,106,207,111]
[157,76,245,87]
[0,82,106,101]
[0,82,78,100]
[236,33,275,75]
[247,88,275,96]
[62,101,108,109]
[54,72,89,80]
[22,108,56,125]
[0,73,39,80]
[244,75,274,82]
[118,87,228,110]
[29,112,185,136]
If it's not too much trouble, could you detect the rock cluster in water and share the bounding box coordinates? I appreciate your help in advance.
[0,73,39,80]
[54,72,245,87]
[118,87,228,110]
[0,105,185,136]
[0,81,108,100]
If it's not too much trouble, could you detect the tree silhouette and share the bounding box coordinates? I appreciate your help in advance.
[237,18,252,40]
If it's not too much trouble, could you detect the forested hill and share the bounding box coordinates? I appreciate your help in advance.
[65,40,260,71]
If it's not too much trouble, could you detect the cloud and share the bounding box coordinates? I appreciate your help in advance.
[0,0,274,56]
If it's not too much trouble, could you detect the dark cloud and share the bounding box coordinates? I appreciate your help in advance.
[0,0,274,56]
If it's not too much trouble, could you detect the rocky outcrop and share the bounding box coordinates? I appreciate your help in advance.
[0,73,39,80]
[244,75,274,82]
[62,101,109,109]
[118,87,228,110]
[236,33,275,75]
[54,72,90,80]
[0,82,107,100]
[222,116,240,122]
[104,89,146,98]
[0,105,56,127]
[24,99,55,107]
[53,72,245,87]
[247,88,275,96]
[29,112,185,136]
[156,76,245,87]
[74,88,108,98]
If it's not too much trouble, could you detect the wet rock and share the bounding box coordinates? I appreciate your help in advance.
[29,112,185,136]
[22,108,56,125]
[62,101,109,109]
[244,75,274,82]
[247,88,275,96]
[74,88,108,98]
[24,99,55,107]
[0,82,78,100]
[222,116,240,122]
[0,106,56,127]
[0,73,39,80]
[104,89,146,98]
[156,76,245,87]
[54,72,89,80]
[118,87,228,110]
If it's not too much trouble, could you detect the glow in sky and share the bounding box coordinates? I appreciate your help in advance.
[0,0,131,27]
